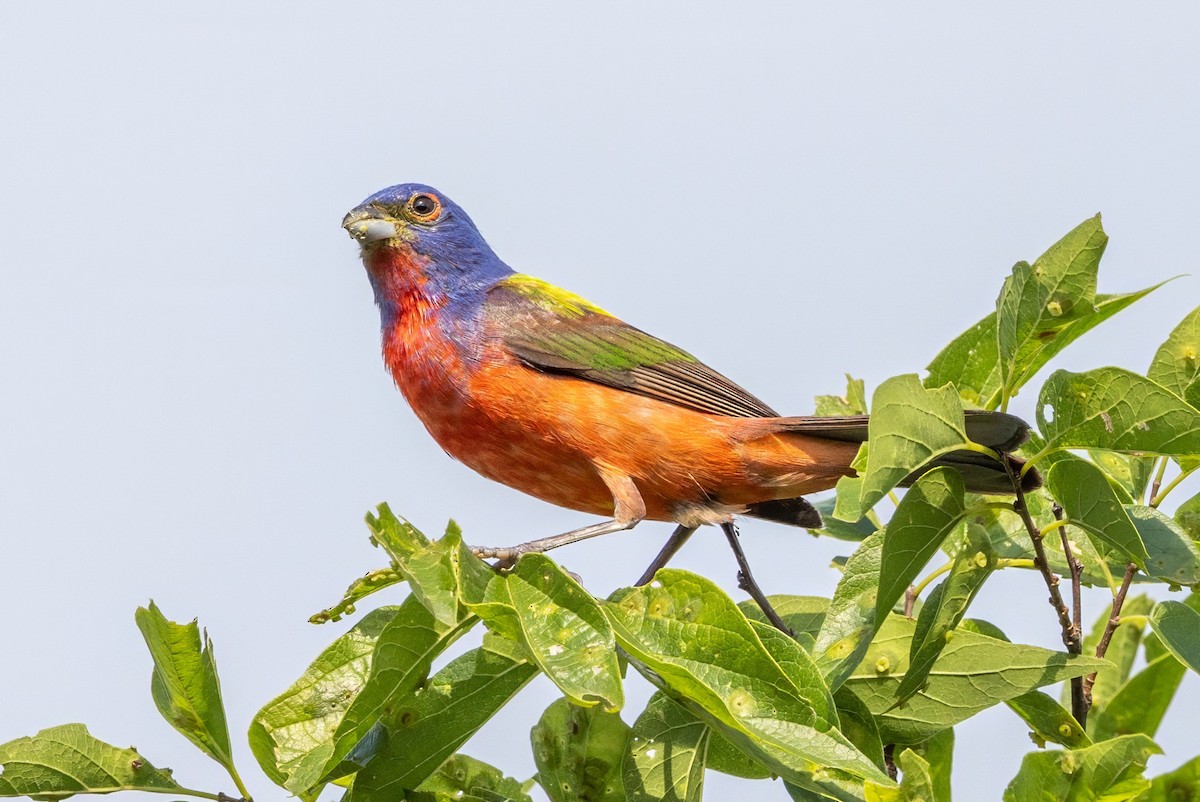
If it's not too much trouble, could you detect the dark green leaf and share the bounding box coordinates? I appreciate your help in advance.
[876,468,968,627]
[347,647,538,801]
[1140,754,1200,801]
[1046,460,1151,571]
[1149,600,1200,675]
[530,697,630,802]
[833,686,885,772]
[1089,653,1186,741]
[1002,734,1159,802]
[1036,368,1200,456]
[894,522,995,707]
[845,617,1108,744]
[1126,505,1200,585]
[1176,490,1200,540]
[704,729,772,780]
[814,529,886,690]
[605,569,888,785]
[134,602,233,772]
[1089,451,1154,504]
[466,553,622,711]
[411,754,532,802]
[249,607,401,788]
[810,497,877,542]
[1006,691,1091,749]
[0,724,184,800]
[622,694,706,802]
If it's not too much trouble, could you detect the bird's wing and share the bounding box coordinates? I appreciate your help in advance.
[485,274,779,418]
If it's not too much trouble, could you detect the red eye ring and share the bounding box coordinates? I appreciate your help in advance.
[408,193,441,221]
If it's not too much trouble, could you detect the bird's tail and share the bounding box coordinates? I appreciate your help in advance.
[743,410,1040,527]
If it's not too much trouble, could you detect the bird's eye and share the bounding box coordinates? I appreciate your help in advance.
[408,193,441,221]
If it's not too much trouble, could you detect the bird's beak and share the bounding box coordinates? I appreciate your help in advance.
[342,205,405,245]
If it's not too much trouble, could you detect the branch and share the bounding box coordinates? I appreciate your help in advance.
[1053,503,1086,725]
[1005,460,1084,722]
[1082,562,1138,711]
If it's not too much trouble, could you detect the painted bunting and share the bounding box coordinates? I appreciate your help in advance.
[343,183,1034,629]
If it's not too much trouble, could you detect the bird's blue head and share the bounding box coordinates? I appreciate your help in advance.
[342,183,514,319]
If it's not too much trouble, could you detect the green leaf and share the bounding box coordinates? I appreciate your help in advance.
[927,286,1160,409]
[1036,368,1200,456]
[466,553,622,711]
[1088,653,1187,742]
[270,594,475,793]
[1176,490,1200,540]
[833,686,885,773]
[394,523,472,628]
[1005,691,1091,749]
[346,646,538,801]
[249,607,401,788]
[865,748,936,802]
[1148,305,1200,400]
[1126,505,1200,585]
[704,729,772,780]
[906,727,953,802]
[816,374,868,416]
[876,468,968,626]
[739,595,829,640]
[622,694,707,802]
[814,529,886,690]
[894,522,995,707]
[605,569,889,785]
[811,497,878,541]
[845,617,1108,744]
[134,602,233,773]
[995,217,1106,403]
[0,724,184,800]
[1002,734,1160,802]
[411,754,532,802]
[310,567,404,625]
[529,697,630,802]
[366,503,430,562]
[1149,600,1200,675]
[850,375,976,516]
[1140,754,1200,801]
[833,474,867,524]
[1046,460,1151,571]
[1089,451,1154,504]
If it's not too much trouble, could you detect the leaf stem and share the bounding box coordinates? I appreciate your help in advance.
[225,765,253,802]
[909,561,954,605]
[1148,458,1169,506]
[1151,465,1197,508]
[1082,562,1138,715]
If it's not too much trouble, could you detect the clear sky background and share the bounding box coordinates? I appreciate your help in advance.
[3,4,1199,800]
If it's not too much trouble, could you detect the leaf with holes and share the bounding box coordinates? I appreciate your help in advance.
[623,693,707,802]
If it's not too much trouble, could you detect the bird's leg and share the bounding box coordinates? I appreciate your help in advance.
[472,518,639,569]
[720,521,794,636]
[635,524,699,586]
[471,466,646,570]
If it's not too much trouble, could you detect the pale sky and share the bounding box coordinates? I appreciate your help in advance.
[2,4,1199,801]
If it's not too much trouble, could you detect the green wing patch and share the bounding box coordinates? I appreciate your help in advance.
[488,274,778,418]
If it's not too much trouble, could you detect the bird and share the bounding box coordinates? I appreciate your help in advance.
[342,182,1035,631]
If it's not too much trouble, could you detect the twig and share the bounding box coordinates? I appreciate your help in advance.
[1052,503,1086,724]
[1082,562,1138,710]
[904,585,917,618]
[1148,457,1168,506]
[883,743,898,781]
[1004,460,1083,722]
